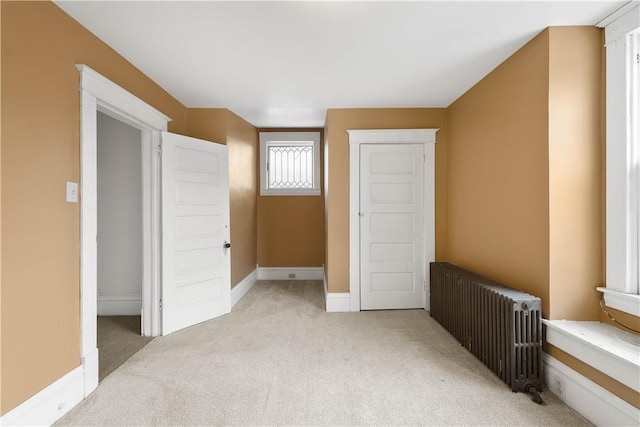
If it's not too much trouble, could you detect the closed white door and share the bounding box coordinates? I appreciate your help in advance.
[161,132,230,335]
[360,144,425,310]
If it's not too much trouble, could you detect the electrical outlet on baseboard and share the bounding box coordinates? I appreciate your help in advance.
[288,273,296,279]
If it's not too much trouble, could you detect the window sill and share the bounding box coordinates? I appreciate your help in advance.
[597,287,640,317]
[259,190,321,197]
[543,320,640,393]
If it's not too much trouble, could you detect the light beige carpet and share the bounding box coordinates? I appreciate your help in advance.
[97,316,153,381]
[57,280,590,426]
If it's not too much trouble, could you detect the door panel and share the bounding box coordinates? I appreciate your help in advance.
[161,132,230,335]
[360,144,425,310]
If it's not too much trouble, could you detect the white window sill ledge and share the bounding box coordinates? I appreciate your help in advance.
[259,190,321,197]
[597,287,640,317]
[543,320,640,392]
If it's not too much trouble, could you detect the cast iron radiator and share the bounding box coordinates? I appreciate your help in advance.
[430,262,543,399]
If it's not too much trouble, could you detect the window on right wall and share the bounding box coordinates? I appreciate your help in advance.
[599,4,640,316]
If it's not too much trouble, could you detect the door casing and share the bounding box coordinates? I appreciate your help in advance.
[78,65,169,397]
[347,129,438,312]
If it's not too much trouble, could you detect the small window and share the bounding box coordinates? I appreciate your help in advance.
[259,132,320,196]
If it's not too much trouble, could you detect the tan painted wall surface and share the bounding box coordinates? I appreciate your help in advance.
[257,129,325,268]
[186,108,228,145]
[548,27,603,320]
[227,113,258,285]
[186,109,258,287]
[447,25,639,408]
[446,30,551,315]
[324,109,448,293]
[1,2,188,414]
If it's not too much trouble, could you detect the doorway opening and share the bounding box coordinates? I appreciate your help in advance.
[96,112,153,381]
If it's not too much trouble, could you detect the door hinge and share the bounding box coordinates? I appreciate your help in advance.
[159,299,163,310]
[157,145,162,156]
[266,161,269,172]
[423,153,426,163]
[423,281,427,291]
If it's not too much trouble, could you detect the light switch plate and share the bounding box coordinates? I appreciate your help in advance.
[66,182,78,203]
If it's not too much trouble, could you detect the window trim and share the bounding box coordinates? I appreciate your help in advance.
[259,131,321,196]
[601,4,640,316]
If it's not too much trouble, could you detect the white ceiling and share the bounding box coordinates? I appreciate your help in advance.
[54,1,625,128]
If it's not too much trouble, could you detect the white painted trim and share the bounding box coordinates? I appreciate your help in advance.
[597,287,640,317]
[325,292,352,313]
[543,354,640,427]
[79,87,99,398]
[597,1,639,28]
[601,3,640,44]
[347,128,438,144]
[257,267,324,280]
[605,8,640,302]
[231,269,257,308]
[349,140,360,312]
[76,65,171,130]
[347,129,438,312]
[79,65,169,402]
[323,272,351,312]
[97,295,142,316]
[543,320,640,392]
[0,366,84,427]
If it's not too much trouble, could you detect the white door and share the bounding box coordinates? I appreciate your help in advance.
[161,132,231,335]
[360,144,425,310]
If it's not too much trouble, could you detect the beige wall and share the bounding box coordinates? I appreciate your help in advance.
[447,29,551,315]
[227,113,259,285]
[447,27,604,320]
[186,109,259,287]
[548,27,603,320]
[447,25,638,407]
[324,109,448,293]
[0,1,188,414]
[257,129,325,268]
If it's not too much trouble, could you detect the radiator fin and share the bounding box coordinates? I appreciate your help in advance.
[430,262,543,393]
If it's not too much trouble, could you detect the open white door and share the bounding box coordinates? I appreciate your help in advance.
[161,132,231,335]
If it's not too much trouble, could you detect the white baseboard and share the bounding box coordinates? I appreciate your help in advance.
[543,354,640,426]
[0,366,85,427]
[82,348,99,398]
[231,269,257,308]
[323,273,352,312]
[97,295,142,316]
[257,267,324,281]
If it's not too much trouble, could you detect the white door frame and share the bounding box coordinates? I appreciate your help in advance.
[77,65,170,397]
[348,129,438,312]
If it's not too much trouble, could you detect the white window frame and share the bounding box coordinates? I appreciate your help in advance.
[598,4,640,316]
[259,131,321,196]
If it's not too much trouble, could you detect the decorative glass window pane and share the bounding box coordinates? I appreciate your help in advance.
[268,144,314,189]
[259,131,320,196]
